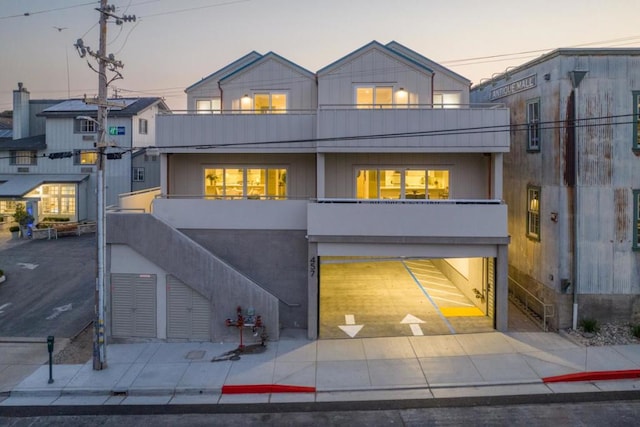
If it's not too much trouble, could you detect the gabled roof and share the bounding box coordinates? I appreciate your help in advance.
[0,134,46,151]
[0,173,89,198]
[385,41,470,85]
[219,51,316,84]
[317,40,434,76]
[185,51,263,93]
[38,98,169,119]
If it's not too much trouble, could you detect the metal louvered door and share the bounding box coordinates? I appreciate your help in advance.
[111,273,157,338]
[167,275,211,341]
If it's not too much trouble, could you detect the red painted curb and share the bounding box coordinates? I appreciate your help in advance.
[222,384,316,394]
[543,369,640,383]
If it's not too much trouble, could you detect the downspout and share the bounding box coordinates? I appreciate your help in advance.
[217,80,223,112]
[568,70,587,330]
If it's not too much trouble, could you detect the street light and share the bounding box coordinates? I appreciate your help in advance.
[76,114,107,369]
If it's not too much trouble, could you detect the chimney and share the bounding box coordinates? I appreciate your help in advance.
[13,82,30,140]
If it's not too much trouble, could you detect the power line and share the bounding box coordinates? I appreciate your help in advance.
[0,1,99,20]
[139,0,252,18]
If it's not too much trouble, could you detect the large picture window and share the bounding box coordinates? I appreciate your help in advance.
[25,184,76,215]
[204,167,287,199]
[527,99,540,151]
[527,186,541,240]
[356,168,449,200]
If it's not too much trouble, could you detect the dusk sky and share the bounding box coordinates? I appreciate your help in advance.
[1,0,638,112]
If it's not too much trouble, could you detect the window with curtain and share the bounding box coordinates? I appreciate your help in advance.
[527,186,541,240]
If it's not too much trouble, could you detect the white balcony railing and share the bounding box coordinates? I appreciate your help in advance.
[308,199,508,239]
[157,104,509,153]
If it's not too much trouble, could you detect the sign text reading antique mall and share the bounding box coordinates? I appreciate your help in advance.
[490,74,537,100]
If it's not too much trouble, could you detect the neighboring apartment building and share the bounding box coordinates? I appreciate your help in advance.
[471,48,640,330]
[109,41,510,342]
[0,83,168,223]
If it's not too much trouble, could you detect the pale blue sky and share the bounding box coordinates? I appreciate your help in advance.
[1,0,638,112]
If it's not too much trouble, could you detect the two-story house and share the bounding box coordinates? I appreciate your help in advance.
[108,41,510,343]
[0,83,168,224]
[471,48,640,330]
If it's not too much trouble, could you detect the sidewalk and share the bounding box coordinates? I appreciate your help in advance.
[1,329,640,407]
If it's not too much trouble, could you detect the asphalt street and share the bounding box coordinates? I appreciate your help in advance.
[0,234,95,337]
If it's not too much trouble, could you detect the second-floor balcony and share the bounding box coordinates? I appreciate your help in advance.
[116,191,507,244]
[157,104,509,154]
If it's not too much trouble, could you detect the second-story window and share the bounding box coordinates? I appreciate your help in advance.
[139,118,148,134]
[10,150,37,165]
[74,150,97,165]
[75,118,97,133]
[356,86,393,109]
[204,167,287,199]
[527,186,541,240]
[133,167,145,182]
[254,93,287,113]
[356,168,449,200]
[196,98,221,114]
[527,98,540,151]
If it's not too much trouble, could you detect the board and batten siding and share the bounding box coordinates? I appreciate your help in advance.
[221,57,317,111]
[318,47,432,106]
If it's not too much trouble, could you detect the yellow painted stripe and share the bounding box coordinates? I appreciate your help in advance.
[440,307,485,317]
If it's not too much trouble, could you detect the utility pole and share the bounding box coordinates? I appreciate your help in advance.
[74,0,135,371]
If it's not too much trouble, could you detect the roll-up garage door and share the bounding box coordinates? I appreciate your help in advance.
[111,273,157,338]
[166,275,211,340]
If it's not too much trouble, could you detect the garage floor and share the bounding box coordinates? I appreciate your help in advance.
[319,258,494,339]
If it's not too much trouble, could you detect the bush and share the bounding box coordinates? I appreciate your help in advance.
[0,269,4,276]
[579,318,600,333]
[13,204,33,227]
[9,225,19,232]
[631,324,640,339]
[42,217,70,222]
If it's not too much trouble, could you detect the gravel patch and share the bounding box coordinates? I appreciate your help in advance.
[53,322,94,364]
[563,322,640,346]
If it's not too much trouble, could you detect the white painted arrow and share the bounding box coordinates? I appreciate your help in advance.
[46,303,72,320]
[0,303,11,314]
[338,314,364,338]
[17,262,38,270]
[401,314,425,336]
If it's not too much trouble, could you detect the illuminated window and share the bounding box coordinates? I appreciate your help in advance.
[254,93,287,113]
[527,186,541,240]
[356,168,449,200]
[433,92,461,109]
[204,167,287,199]
[10,150,36,165]
[527,99,540,151]
[633,92,640,151]
[74,150,97,165]
[634,190,640,250]
[74,119,97,133]
[196,98,221,114]
[356,86,393,109]
[31,184,76,215]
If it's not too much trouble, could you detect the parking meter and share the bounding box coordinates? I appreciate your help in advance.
[47,336,54,384]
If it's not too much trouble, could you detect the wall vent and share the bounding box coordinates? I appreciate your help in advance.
[82,135,95,141]
[17,167,29,173]
[81,167,93,173]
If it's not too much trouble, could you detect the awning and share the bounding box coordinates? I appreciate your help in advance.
[0,174,90,198]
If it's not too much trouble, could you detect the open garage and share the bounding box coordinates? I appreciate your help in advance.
[319,257,495,339]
